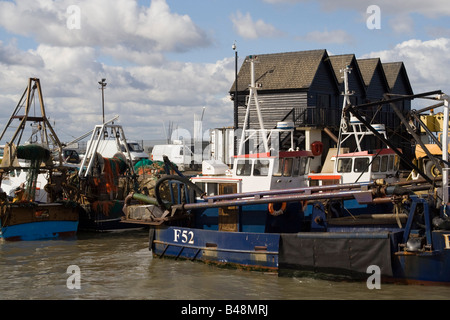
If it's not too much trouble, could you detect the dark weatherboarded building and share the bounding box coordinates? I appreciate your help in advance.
[229,49,413,170]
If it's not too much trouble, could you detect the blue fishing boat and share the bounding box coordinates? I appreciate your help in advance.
[122,59,450,285]
[0,78,80,241]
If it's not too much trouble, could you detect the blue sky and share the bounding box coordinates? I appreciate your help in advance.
[0,0,449,143]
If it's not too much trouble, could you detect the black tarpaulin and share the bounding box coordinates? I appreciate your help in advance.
[279,232,394,277]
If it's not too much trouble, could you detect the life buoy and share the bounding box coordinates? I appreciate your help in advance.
[268,202,286,216]
[311,141,323,156]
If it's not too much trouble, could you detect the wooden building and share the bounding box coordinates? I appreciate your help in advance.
[329,54,366,108]
[228,49,413,169]
[230,49,340,131]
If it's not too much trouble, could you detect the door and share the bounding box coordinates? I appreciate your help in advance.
[218,183,239,231]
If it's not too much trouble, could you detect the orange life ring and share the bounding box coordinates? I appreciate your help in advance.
[268,202,287,216]
[311,141,323,156]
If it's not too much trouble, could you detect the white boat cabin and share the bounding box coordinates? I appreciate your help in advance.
[192,150,313,197]
[308,148,400,186]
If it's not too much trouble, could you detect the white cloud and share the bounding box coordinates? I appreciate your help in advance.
[0,39,43,67]
[0,0,232,142]
[0,0,211,62]
[0,40,235,141]
[362,38,450,97]
[298,29,354,44]
[231,11,283,39]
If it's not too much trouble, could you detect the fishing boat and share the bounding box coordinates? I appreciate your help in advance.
[308,66,400,187]
[0,78,80,241]
[122,58,450,284]
[75,117,146,232]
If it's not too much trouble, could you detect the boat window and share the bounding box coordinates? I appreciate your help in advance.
[128,142,144,152]
[388,155,394,171]
[292,158,300,176]
[273,159,283,177]
[236,160,252,176]
[207,183,218,196]
[380,155,388,172]
[299,157,309,175]
[354,158,369,173]
[394,155,400,171]
[283,158,293,176]
[195,182,205,194]
[253,160,270,176]
[372,157,380,172]
[337,158,352,173]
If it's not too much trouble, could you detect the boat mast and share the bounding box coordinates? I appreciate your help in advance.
[238,55,269,155]
[334,65,353,172]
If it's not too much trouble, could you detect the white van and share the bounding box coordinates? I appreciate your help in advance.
[151,142,193,171]
[88,139,149,164]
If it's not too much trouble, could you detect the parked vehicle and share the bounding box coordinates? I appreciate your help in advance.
[151,141,194,171]
[86,138,149,165]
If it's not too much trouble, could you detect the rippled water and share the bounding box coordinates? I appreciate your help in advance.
[1,229,450,301]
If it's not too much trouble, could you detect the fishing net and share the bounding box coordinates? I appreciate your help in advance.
[103,157,126,194]
[134,159,177,175]
[16,144,51,201]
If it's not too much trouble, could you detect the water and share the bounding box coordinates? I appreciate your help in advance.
[1,229,450,301]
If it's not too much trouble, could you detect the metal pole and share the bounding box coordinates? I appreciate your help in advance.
[233,42,238,129]
[98,78,107,124]
[442,96,449,208]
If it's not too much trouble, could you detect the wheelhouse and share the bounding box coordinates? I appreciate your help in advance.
[192,150,312,197]
[309,149,399,186]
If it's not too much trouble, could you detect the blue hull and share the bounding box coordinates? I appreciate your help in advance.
[148,197,450,284]
[151,226,450,284]
[1,220,78,241]
[152,226,279,271]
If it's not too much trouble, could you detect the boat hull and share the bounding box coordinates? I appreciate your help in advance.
[79,200,145,232]
[0,202,79,241]
[151,226,279,272]
[151,226,450,284]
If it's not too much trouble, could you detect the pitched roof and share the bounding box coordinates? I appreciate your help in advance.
[329,54,366,93]
[382,62,413,94]
[357,58,390,92]
[230,49,336,93]
[328,54,355,84]
[357,58,379,87]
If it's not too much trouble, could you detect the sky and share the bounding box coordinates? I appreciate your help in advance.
[0,0,450,144]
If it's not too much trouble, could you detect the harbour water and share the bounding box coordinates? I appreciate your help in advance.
[1,228,450,301]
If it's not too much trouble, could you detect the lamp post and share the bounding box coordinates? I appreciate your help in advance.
[232,41,238,129]
[98,78,107,124]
